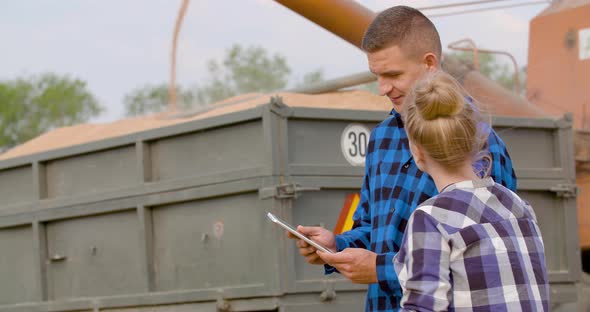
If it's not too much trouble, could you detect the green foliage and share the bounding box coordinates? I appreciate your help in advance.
[449,51,526,95]
[0,73,103,149]
[294,69,325,89]
[197,44,291,103]
[124,84,195,117]
[124,44,323,116]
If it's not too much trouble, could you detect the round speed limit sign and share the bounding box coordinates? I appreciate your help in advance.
[341,123,371,167]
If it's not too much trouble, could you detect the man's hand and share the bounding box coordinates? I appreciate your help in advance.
[287,225,336,265]
[317,248,378,284]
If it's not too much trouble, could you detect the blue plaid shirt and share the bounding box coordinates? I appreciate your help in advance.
[329,110,517,312]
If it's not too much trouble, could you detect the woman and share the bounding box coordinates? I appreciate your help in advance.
[393,71,549,311]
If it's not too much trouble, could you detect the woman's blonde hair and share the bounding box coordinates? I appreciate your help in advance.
[403,71,489,173]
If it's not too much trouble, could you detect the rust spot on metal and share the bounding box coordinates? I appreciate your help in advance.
[213,221,224,239]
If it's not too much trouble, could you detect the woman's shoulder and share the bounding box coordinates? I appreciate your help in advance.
[414,189,478,230]
[491,182,537,220]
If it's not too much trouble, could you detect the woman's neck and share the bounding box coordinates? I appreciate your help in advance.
[427,160,479,192]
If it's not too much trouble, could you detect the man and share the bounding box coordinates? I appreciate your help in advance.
[289,5,517,312]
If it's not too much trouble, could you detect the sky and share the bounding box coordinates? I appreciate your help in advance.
[0,0,550,123]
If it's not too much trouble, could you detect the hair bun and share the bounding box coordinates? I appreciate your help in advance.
[403,70,485,172]
[413,72,464,121]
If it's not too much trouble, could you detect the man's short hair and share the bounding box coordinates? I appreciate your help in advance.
[361,6,442,60]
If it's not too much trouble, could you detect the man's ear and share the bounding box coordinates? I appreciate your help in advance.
[423,52,439,71]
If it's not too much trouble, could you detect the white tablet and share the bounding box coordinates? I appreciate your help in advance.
[267,212,334,254]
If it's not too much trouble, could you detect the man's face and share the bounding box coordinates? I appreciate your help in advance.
[367,45,434,112]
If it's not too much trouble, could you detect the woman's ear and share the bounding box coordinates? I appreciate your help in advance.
[410,141,426,171]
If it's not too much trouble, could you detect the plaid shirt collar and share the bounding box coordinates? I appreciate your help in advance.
[440,176,495,193]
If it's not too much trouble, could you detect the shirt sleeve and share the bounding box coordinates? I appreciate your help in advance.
[335,171,372,250]
[394,209,452,312]
[335,126,376,250]
[375,250,403,297]
[483,125,518,192]
[323,172,373,274]
[324,129,375,274]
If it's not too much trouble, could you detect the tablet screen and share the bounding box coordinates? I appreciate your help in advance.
[267,212,334,254]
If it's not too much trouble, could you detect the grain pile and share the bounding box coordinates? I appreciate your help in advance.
[0,90,390,161]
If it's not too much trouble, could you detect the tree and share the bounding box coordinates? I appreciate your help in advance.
[0,73,103,150]
[124,84,195,117]
[124,44,322,116]
[197,44,291,104]
[449,51,526,95]
[294,69,325,89]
